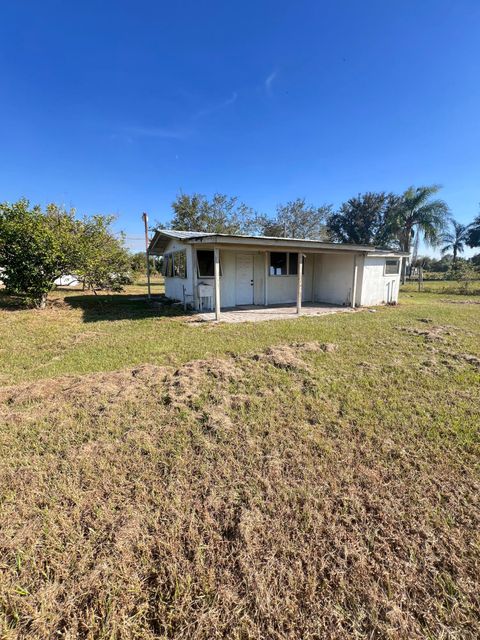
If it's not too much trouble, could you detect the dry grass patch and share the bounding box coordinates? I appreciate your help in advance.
[0,334,479,639]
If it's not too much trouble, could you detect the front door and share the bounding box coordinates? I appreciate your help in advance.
[235,254,254,305]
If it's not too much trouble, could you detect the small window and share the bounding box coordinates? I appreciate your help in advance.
[270,252,288,275]
[174,250,187,278]
[385,259,400,275]
[269,252,303,276]
[197,250,222,277]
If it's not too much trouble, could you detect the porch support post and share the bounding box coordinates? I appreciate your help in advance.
[214,247,221,320]
[264,251,269,306]
[296,253,303,314]
[311,254,316,303]
[351,255,358,308]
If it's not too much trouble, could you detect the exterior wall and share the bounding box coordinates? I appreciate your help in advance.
[360,256,400,306]
[266,255,313,304]
[314,253,355,306]
[194,249,313,309]
[163,239,194,303]
[163,241,400,309]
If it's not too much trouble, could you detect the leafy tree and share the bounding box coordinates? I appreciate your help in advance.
[75,215,132,293]
[446,259,478,292]
[0,199,81,308]
[327,192,399,246]
[165,192,256,234]
[131,251,155,274]
[0,200,131,307]
[466,213,480,248]
[390,185,450,282]
[441,220,469,266]
[256,198,330,239]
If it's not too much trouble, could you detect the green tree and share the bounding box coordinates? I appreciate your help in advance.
[390,185,450,282]
[0,199,81,308]
[327,192,399,246]
[75,215,132,292]
[0,200,132,307]
[441,220,469,266]
[131,251,155,274]
[257,198,330,239]
[466,213,480,248]
[166,192,256,234]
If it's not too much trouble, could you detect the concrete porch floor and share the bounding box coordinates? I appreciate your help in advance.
[194,302,356,324]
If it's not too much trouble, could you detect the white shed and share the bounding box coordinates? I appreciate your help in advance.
[148,230,406,319]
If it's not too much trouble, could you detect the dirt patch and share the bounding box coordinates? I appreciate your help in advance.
[397,324,456,341]
[254,341,338,370]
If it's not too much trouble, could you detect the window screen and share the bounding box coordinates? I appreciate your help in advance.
[164,254,174,277]
[174,251,187,278]
[385,259,400,275]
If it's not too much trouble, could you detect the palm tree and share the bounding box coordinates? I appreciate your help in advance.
[441,220,469,266]
[391,185,450,282]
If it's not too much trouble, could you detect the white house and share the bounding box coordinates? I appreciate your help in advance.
[148,230,406,320]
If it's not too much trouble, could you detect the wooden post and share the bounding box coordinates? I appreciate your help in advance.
[418,265,423,292]
[296,253,303,314]
[214,247,221,320]
[264,251,269,306]
[142,212,151,300]
[311,254,316,303]
[351,255,358,308]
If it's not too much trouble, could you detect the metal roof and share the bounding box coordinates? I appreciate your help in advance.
[148,229,407,256]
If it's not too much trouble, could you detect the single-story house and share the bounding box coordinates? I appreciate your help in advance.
[148,230,407,320]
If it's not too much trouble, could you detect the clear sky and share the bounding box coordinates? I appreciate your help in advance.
[1,0,479,254]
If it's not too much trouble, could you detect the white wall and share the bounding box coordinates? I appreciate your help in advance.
[164,240,194,303]
[314,253,355,305]
[360,256,400,305]
[193,249,313,309]
[164,242,400,309]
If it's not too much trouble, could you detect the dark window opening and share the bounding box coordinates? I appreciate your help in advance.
[385,259,400,275]
[197,250,222,277]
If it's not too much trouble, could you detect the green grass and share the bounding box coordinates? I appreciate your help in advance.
[0,278,479,638]
[1,278,479,385]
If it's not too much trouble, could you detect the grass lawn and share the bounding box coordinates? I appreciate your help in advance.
[0,279,479,638]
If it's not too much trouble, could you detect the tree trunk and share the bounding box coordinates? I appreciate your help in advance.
[36,293,48,309]
[453,247,457,267]
[400,228,412,285]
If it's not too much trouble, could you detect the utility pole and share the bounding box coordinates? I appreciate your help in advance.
[142,212,151,300]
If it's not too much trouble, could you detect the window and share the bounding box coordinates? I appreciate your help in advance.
[385,259,400,275]
[269,252,287,275]
[289,252,299,275]
[196,250,222,277]
[269,252,303,276]
[163,251,187,278]
[173,250,187,278]
[163,254,173,277]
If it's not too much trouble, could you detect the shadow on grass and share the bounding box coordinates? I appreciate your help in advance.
[0,291,31,311]
[0,290,188,322]
[63,294,189,322]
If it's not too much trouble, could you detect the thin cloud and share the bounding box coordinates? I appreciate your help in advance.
[194,91,238,119]
[265,70,278,95]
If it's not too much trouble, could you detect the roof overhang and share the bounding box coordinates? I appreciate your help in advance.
[148,229,407,257]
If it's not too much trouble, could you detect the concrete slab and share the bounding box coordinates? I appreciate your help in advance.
[192,303,356,324]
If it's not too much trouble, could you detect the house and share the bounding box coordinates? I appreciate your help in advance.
[148,230,407,320]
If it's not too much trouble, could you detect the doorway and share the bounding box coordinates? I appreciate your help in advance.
[235,254,254,305]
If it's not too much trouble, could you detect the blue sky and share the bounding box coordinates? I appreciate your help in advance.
[1,0,479,255]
